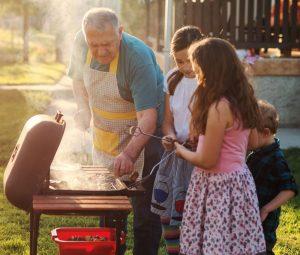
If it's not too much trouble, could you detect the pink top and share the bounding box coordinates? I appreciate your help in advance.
[196,102,250,173]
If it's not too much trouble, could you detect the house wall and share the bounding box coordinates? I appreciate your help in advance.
[252,75,300,127]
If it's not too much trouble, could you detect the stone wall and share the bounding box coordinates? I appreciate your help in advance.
[250,58,300,127]
[155,53,300,127]
[251,76,300,127]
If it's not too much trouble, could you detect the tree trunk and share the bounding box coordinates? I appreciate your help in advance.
[157,0,163,51]
[145,0,150,45]
[55,33,63,63]
[23,4,29,63]
[10,24,15,50]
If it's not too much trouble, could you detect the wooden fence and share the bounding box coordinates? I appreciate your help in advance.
[147,0,300,55]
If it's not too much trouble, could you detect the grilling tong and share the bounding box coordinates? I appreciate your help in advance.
[126,126,194,189]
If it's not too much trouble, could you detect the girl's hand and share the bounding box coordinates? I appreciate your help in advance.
[185,138,198,152]
[174,142,186,157]
[162,135,177,151]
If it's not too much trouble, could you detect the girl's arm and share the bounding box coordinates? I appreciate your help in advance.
[175,100,231,169]
[162,94,176,137]
[260,190,296,222]
[162,94,177,151]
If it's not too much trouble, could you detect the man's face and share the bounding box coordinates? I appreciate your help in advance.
[85,24,122,65]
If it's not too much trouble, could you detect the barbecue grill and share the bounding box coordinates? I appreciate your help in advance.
[3,111,144,255]
[3,111,144,211]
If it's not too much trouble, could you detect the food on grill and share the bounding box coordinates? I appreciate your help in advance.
[50,166,120,191]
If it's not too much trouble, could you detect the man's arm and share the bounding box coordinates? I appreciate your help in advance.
[114,108,157,177]
[113,51,163,177]
[72,79,91,130]
[68,31,91,130]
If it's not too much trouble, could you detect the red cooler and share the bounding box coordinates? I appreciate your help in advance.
[51,227,116,255]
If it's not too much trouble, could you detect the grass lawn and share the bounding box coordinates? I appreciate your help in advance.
[0,62,65,85]
[0,89,299,254]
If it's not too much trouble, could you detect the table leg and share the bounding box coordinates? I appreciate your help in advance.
[115,213,128,255]
[30,212,40,255]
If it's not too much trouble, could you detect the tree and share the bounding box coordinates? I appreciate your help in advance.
[120,0,148,40]
[0,0,39,63]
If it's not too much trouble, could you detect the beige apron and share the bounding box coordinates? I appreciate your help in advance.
[83,50,144,178]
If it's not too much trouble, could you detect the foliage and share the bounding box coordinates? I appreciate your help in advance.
[120,0,148,40]
[0,0,39,18]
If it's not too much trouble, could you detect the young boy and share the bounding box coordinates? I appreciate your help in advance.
[247,100,298,255]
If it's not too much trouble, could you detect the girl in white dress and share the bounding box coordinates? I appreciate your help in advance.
[151,26,204,255]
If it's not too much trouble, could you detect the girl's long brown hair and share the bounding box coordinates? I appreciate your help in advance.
[168,26,204,95]
[189,38,261,135]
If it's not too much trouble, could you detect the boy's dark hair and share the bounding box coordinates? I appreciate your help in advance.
[258,100,279,134]
[168,26,204,95]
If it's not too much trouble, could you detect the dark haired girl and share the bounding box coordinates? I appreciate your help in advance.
[151,26,204,255]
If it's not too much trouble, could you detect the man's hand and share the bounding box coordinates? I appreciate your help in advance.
[114,152,134,177]
[74,109,91,131]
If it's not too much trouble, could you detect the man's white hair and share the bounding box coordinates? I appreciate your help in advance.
[82,8,120,35]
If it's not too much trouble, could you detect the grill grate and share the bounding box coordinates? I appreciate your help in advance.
[48,165,144,196]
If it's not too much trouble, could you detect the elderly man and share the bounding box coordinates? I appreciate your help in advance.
[68,8,164,255]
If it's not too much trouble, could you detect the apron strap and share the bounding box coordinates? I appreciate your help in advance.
[85,49,119,75]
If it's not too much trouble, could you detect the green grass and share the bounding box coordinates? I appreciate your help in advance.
[275,148,300,255]
[0,89,299,254]
[0,62,65,85]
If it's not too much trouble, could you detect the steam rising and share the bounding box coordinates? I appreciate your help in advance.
[36,0,121,62]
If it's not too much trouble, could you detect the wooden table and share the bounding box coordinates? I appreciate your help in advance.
[30,195,132,255]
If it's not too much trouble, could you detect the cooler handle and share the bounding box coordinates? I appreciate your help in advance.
[51,228,58,239]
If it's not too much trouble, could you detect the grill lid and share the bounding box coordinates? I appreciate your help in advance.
[3,112,65,211]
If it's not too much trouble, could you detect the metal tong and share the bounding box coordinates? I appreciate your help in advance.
[127,126,176,143]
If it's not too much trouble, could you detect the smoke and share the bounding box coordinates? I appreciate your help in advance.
[34,0,121,62]
[38,0,121,168]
